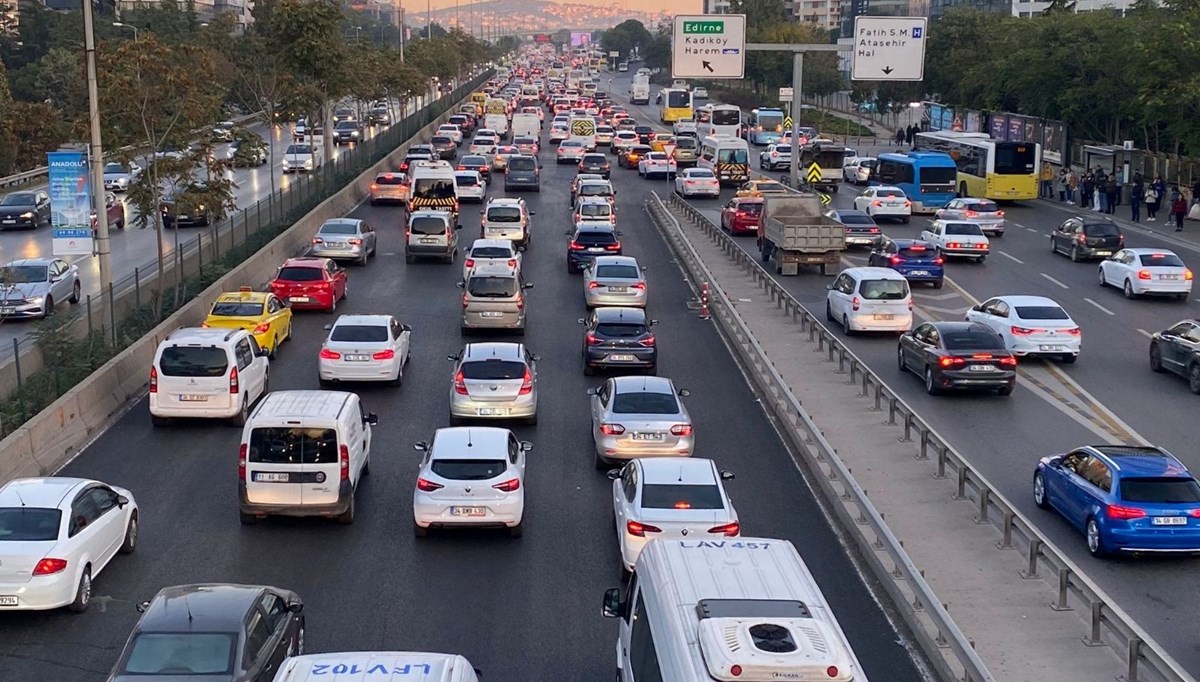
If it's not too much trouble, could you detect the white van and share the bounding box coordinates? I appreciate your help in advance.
[568,115,597,151]
[238,390,377,526]
[271,652,480,682]
[825,266,913,334]
[150,327,270,427]
[484,113,509,140]
[511,112,540,141]
[603,538,864,682]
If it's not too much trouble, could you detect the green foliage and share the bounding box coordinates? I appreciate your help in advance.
[0,58,15,174]
[601,20,652,60]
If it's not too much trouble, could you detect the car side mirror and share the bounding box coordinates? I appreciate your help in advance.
[602,587,625,618]
[365,413,379,426]
[677,388,690,397]
[720,470,735,481]
[413,441,428,451]
[480,210,485,214]
[531,354,542,362]
[524,282,534,289]
[256,348,270,357]
[456,282,465,289]
[287,601,304,613]
[1049,458,1063,469]
[116,495,130,508]
[401,324,412,332]
[563,231,572,236]
[607,468,623,481]
[323,324,333,330]
[825,284,833,290]
[521,441,533,452]
[136,600,152,613]
[616,231,623,236]
[456,224,463,230]
[970,304,982,312]
[586,387,599,395]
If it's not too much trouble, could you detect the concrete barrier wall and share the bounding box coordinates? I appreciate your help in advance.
[0,92,475,486]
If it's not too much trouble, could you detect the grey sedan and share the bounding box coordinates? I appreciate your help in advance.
[310,218,377,266]
[589,375,694,469]
[934,198,1006,236]
[0,257,81,318]
[102,162,141,192]
[583,255,647,309]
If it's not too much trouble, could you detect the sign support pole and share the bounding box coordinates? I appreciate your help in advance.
[83,0,111,292]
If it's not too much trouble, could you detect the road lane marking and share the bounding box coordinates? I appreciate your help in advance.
[1137,328,1153,338]
[997,251,1024,264]
[912,292,960,301]
[1040,273,1069,289]
[1026,227,1038,233]
[1010,222,1024,228]
[922,305,969,316]
[1083,297,1115,315]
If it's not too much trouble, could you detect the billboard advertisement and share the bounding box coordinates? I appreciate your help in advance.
[570,31,591,47]
[533,33,551,43]
[988,114,1007,141]
[47,151,94,257]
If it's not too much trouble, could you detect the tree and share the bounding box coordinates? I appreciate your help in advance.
[641,25,671,72]
[601,19,652,61]
[7,47,88,119]
[0,58,16,175]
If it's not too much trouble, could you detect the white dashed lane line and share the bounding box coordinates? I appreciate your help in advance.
[1040,272,1070,289]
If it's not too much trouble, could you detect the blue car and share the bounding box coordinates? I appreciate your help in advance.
[1034,445,1200,557]
[867,238,944,288]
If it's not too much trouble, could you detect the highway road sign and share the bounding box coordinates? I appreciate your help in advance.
[805,163,823,184]
[818,192,832,205]
[609,51,619,57]
[783,116,793,128]
[851,16,928,82]
[672,15,746,80]
[661,143,677,159]
[778,87,794,103]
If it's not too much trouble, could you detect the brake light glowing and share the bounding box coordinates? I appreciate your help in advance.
[417,477,443,492]
[33,558,68,576]
[149,366,158,393]
[1011,326,1038,336]
[253,322,271,334]
[238,443,247,480]
[939,356,967,367]
[964,210,977,217]
[851,297,861,312]
[319,348,341,360]
[1076,234,1087,244]
[518,368,533,395]
[492,478,521,492]
[348,238,363,245]
[312,237,323,244]
[626,520,661,537]
[569,241,586,251]
[229,366,239,394]
[605,242,621,251]
[1064,327,1082,336]
[1138,270,1152,280]
[998,356,1018,367]
[516,294,525,311]
[586,333,600,346]
[1107,504,1146,520]
[588,282,602,289]
[670,424,693,436]
[599,423,625,435]
[454,371,468,395]
[872,200,882,207]
[1187,270,1195,281]
[933,257,945,265]
[889,256,902,265]
[372,349,395,360]
[464,258,476,269]
[630,283,646,290]
[674,501,692,509]
[995,210,1005,217]
[338,444,350,481]
[708,521,741,536]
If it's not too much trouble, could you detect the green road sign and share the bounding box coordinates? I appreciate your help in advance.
[682,21,725,34]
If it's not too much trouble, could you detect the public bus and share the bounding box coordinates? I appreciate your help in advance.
[746,107,786,145]
[695,103,742,139]
[872,151,958,213]
[912,130,1041,200]
[697,135,750,185]
[659,88,694,124]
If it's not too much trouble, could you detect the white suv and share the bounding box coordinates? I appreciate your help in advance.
[149,327,270,427]
[480,197,533,248]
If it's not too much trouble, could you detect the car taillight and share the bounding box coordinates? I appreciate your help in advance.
[507,259,517,267]
[453,369,472,394]
[995,210,1005,217]
[149,366,158,393]
[626,520,661,537]
[586,333,601,346]
[939,356,967,367]
[319,348,341,360]
[238,443,247,480]
[339,444,350,481]
[457,165,466,170]
[1076,234,1087,244]
[517,368,534,395]
[964,210,977,217]
[1011,326,1038,336]
[870,227,880,234]
[998,356,1018,367]
[1189,509,1200,518]
[229,366,239,394]
[253,322,271,334]
[462,293,469,308]
[946,242,961,249]
[851,296,861,311]
[1186,270,1195,280]
[348,238,363,245]
[588,282,602,289]
[933,257,945,265]
[32,558,68,576]
[708,521,740,536]
[889,256,902,265]
[312,237,324,244]
[630,283,646,290]
[1064,327,1082,336]
[417,477,443,492]
[1137,270,1152,280]
[372,349,395,360]
[606,242,621,251]
[872,200,882,207]
[600,423,625,435]
[569,241,586,251]
[670,424,693,436]
[516,294,525,311]
[493,478,521,492]
[638,335,656,347]
[1106,504,1146,520]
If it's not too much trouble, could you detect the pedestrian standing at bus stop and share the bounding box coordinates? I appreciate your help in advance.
[1064,167,1077,204]
[1170,192,1187,231]
[1129,177,1143,222]
[1040,162,1054,198]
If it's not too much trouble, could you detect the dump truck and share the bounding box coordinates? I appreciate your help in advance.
[756,194,846,275]
[796,142,849,193]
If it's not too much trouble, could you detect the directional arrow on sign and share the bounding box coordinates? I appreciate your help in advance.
[882,66,894,75]
[805,162,823,185]
[702,61,714,73]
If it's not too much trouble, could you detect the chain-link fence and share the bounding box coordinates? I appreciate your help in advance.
[0,70,494,437]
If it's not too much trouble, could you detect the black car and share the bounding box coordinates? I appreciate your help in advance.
[566,225,622,273]
[825,208,881,248]
[1149,318,1200,393]
[633,125,656,145]
[108,583,304,682]
[430,135,458,160]
[458,154,491,180]
[332,120,362,145]
[898,321,1017,396]
[160,185,215,228]
[1050,216,1124,261]
[367,107,390,125]
[332,107,355,122]
[0,191,51,230]
[505,155,541,192]
[580,306,658,376]
[578,153,611,178]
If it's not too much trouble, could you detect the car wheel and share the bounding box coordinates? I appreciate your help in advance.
[996,380,1015,396]
[336,493,355,525]
[230,398,249,427]
[583,363,595,376]
[268,335,278,359]
[1149,343,1164,372]
[1070,245,1081,262]
[43,295,54,318]
[1188,363,1200,395]
[1123,280,1137,299]
[325,296,336,314]
[413,521,428,538]
[525,412,538,426]
[924,367,941,395]
[1086,517,1107,557]
[1033,472,1050,509]
[594,451,609,470]
[932,279,944,290]
[1050,239,1058,254]
[239,512,258,525]
[902,217,910,224]
[897,346,907,373]
[1098,268,1107,287]
[842,314,854,335]
[67,567,92,613]
[119,512,138,554]
[1060,354,1078,364]
[405,254,415,264]
[825,301,833,321]
[449,414,464,426]
[150,414,170,427]
[508,521,524,538]
[69,281,80,304]
[359,251,369,266]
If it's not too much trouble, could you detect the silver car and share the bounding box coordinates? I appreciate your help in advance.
[102,162,140,192]
[459,263,533,334]
[934,198,1006,236]
[310,218,377,265]
[583,256,647,309]
[448,342,540,425]
[0,257,81,319]
[589,376,694,469]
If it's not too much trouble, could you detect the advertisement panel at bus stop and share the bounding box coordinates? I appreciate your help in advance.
[47,150,94,257]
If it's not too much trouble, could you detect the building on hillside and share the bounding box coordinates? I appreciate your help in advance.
[929,0,1135,17]
[703,0,731,12]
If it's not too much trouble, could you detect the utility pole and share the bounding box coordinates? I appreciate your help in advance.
[84,0,111,295]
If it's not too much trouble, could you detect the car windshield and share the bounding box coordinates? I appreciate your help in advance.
[897,244,931,258]
[1119,477,1200,503]
[277,266,323,282]
[877,188,905,198]
[455,175,480,187]
[471,246,513,259]
[838,213,875,226]
[330,325,388,342]
[1,265,48,283]
[104,163,131,174]
[209,301,263,317]
[596,322,647,338]
[580,204,611,218]
[1138,253,1185,267]
[736,203,763,214]
[859,279,909,300]
[968,201,999,212]
[335,121,356,130]
[612,391,679,415]
[1014,305,1069,320]
[1084,223,1121,237]
[580,185,611,196]
[467,277,518,298]
[596,264,638,279]
[285,145,311,155]
[121,632,237,675]
[583,155,606,164]
[944,223,984,236]
[432,136,452,145]
[717,149,749,164]
[641,484,724,510]
[431,459,507,481]
[462,360,525,380]
[461,156,486,166]
[941,330,1005,350]
[249,427,338,464]
[0,508,61,541]
[319,222,359,236]
[508,157,536,171]
[0,193,35,206]
[576,230,616,245]
[412,179,455,199]
[375,175,405,185]
[158,346,228,377]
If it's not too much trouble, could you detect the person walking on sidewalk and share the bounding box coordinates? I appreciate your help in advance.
[1064,167,1077,204]
[1104,175,1119,214]
[1170,193,1187,231]
[1129,178,1143,222]
[1040,162,1054,198]
[895,128,905,146]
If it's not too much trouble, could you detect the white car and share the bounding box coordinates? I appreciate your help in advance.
[921,220,990,262]
[574,197,616,228]
[0,477,138,612]
[842,156,876,184]
[437,124,464,145]
[692,86,708,99]
[549,123,570,144]
[758,143,792,171]
[638,152,676,178]
[150,328,270,426]
[557,139,586,163]
[853,185,912,223]
[469,135,498,155]
[318,314,412,385]
[673,118,697,136]
[965,295,1081,362]
[611,131,639,156]
[463,239,522,281]
[412,426,530,537]
[674,168,720,198]
[609,458,738,574]
[1098,248,1193,300]
[935,198,1006,236]
[454,170,487,202]
[825,266,913,334]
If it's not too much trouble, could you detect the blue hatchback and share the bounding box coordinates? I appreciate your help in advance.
[866,238,944,288]
[1034,445,1200,557]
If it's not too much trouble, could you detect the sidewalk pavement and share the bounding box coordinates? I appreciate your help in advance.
[663,203,1122,682]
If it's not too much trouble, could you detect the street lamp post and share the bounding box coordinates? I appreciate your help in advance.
[86,0,112,296]
[112,22,139,41]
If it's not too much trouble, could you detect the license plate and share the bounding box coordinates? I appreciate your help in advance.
[0,596,17,606]
[179,394,209,402]
[253,472,289,483]
[1160,274,1181,280]
[344,354,371,361]
[631,432,664,441]
[608,354,636,362]
[480,311,503,318]
[290,296,310,303]
[589,247,605,253]
[909,270,929,276]
[1039,345,1063,352]
[873,314,895,320]
[450,506,487,517]
[968,364,994,372]
[479,407,510,416]
[0,308,14,315]
[1152,516,1187,525]
[1,219,15,224]
[608,286,628,293]
[1095,251,1111,256]
[326,242,345,248]
[420,238,438,244]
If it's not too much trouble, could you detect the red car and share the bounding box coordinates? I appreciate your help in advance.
[91,191,126,230]
[269,257,347,313]
[721,197,764,236]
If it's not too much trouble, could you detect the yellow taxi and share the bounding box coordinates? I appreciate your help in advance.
[650,135,677,153]
[201,288,292,356]
[735,179,790,198]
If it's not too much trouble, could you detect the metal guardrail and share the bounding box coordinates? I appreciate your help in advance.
[656,191,1196,682]
[0,112,265,190]
[645,192,993,682]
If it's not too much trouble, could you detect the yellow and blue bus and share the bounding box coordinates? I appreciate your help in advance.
[659,88,693,124]
[913,131,1040,201]
[746,108,785,145]
[873,151,958,214]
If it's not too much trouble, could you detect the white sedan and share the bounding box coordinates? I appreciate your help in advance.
[609,458,738,574]
[436,124,463,145]
[853,185,912,223]
[0,477,138,612]
[454,171,487,202]
[921,220,990,262]
[412,426,529,537]
[463,239,521,282]
[843,156,876,184]
[638,152,676,178]
[549,123,570,144]
[674,168,720,198]
[318,314,412,385]
[1098,248,1193,300]
[965,295,1081,362]
[557,139,586,163]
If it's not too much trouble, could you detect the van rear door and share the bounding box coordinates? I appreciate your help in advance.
[245,426,310,507]
[155,344,236,412]
[300,424,347,507]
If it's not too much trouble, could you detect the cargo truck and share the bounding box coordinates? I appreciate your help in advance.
[756,194,846,276]
[796,142,849,193]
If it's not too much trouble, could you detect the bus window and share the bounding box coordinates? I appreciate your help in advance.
[877,160,913,185]
[717,148,748,164]
[666,90,690,108]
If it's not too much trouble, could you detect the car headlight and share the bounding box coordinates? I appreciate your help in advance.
[304,160,313,168]
[28,296,44,306]
[19,212,34,219]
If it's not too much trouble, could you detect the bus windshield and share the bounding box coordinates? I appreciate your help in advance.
[712,109,740,126]
[717,148,748,164]
[757,112,784,128]
[993,143,1037,175]
[667,91,690,108]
